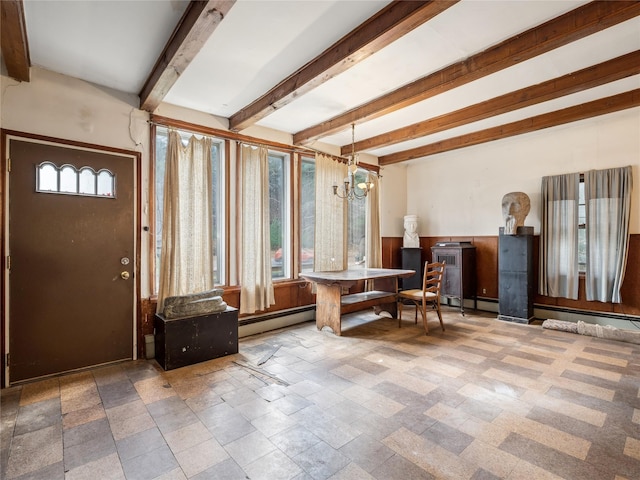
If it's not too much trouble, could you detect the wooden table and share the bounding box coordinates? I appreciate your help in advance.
[301,268,415,335]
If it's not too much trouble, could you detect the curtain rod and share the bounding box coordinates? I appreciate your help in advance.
[150,116,378,173]
[236,140,379,174]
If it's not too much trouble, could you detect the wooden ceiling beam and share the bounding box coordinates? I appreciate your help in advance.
[296,0,640,146]
[1,0,30,82]
[228,0,458,132]
[344,50,640,154]
[139,0,235,112]
[378,89,640,165]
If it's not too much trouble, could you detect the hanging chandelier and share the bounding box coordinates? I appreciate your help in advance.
[332,123,374,200]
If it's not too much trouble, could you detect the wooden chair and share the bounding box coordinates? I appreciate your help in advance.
[397,261,445,334]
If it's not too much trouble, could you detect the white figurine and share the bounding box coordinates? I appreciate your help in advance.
[403,215,420,248]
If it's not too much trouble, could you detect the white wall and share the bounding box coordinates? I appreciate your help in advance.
[379,163,408,237]
[396,108,640,237]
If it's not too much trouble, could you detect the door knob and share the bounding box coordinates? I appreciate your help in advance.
[121,271,130,280]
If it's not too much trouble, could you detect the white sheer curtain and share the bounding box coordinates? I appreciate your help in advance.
[539,172,580,299]
[314,153,347,271]
[239,144,275,314]
[365,173,382,269]
[157,130,214,313]
[584,166,633,303]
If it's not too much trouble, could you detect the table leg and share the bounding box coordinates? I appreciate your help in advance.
[315,283,342,335]
[372,277,399,318]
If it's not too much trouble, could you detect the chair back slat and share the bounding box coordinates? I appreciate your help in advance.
[422,261,445,296]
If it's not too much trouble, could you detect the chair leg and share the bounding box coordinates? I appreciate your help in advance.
[435,299,444,331]
[421,301,429,335]
[398,301,403,328]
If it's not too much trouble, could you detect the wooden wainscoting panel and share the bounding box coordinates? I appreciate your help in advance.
[472,236,498,299]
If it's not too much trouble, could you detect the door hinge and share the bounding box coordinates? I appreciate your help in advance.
[7,158,10,172]
[4,353,8,366]
[6,255,10,271]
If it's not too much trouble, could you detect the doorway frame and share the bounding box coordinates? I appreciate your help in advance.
[1,129,142,387]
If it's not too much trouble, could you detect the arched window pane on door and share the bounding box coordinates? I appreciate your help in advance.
[37,162,58,192]
[79,168,96,195]
[36,162,115,198]
[60,165,78,193]
[97,170,115,197]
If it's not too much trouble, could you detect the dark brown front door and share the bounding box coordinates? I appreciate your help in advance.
[8,138,135,383]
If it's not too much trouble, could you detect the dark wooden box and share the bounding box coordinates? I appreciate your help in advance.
[498,226,534,323]
[154,307,238,371]
[401,247,423,290]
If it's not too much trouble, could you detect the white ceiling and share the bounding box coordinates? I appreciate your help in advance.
[18,0,640,163]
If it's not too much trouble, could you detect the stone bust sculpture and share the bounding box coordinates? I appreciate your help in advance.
[502,192,530,234]
[403,215,420,248]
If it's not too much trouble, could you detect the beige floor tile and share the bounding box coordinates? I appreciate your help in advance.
[383,427,477,479]
[461,439,520,478]
[164,421,213,454]
[507,459,566,480]
[483,367,549,394]
[493,411,591,460]
[362,392,405,419]
[62,402,106,430]
[577,351,628,367]
[329,462,376,479]
[458,416,512,447]
[19,378,60,406]
[174,438,229,477]
[520,390,607,427]
[540,373,616,402]
[623,437,640,461]
[60,385,101,414]
[565,362,623,381]
[134,375,177,404]
[64,452,126,480]
[109,411,156,441]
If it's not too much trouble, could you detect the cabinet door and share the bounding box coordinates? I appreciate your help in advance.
[442,266,461,297]
[433,250,460,296]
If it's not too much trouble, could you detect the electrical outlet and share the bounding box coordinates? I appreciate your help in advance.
[482,288,487,294]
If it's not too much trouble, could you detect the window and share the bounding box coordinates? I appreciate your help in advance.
[154,126,224,291]
[300,156,315,272]
[36,161,115,198]
[578,179,586,272]
[347,168,368,268]
[269,151,291,279]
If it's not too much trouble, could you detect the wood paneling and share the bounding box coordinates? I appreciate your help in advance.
[472,236,499,299]
[383,234,640,317]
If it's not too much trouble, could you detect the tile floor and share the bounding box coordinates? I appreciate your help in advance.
[1,308,639,479]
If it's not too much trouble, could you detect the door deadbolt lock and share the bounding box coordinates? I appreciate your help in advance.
[121,271,130,280]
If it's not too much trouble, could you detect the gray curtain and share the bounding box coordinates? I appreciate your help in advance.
[584,166,633,303]
[539,172,580,299]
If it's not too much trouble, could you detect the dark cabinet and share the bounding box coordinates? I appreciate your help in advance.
[498,226,534,323]
[401,247,422,290]
[431,242,476,314]
[154,307,239,370]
